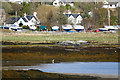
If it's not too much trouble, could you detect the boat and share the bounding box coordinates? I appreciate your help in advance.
[9,25,22,31]
[104,26,118,31]
[0,25,3,29]
[73,25,84,32]
[52,26,59,31]
[98,28,108,31]
[29,26,36,31]
[40,25,47,31]
[62,24,73,32]
[99,25,118,31]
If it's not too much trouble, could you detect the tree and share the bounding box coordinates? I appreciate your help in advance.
[36,4,58,29]
[46,10,54,29]
[2,2,13,15]
[57,6,67,30]
[12,3,22,16]
[21,2,33,16]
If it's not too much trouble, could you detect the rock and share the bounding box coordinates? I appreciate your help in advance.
[58,40,89,46]
[58,41,76,46]
[77,40,88,44]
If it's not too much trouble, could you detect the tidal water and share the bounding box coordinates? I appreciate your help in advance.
[3,62,118,75]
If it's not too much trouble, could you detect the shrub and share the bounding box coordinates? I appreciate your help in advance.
[22,25,29,29]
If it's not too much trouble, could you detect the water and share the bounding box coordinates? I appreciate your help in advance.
[3,62,118,75]
[39,62,118,75]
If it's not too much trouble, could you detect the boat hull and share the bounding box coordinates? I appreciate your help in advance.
[75,29,83,32]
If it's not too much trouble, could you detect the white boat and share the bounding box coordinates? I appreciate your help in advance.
[104,26,118,31]
[52,26,59,31]
[62,24,73,31]
[29,26,37,31]
[99,25,118,31]
[98,28,108,31]
[9,25,22,31]
[73,25,84,32]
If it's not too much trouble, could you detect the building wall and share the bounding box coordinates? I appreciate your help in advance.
[76,15,83,24]
[67,15,83,24]
[68,15,75,24]
[14,18,28,26]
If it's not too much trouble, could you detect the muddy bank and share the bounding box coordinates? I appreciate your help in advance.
[2,46,119,66]
[2,41,55,45]
[2,70,119,80]
[2,41,120,47]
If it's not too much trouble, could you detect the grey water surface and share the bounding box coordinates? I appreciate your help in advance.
[3,62,118,75]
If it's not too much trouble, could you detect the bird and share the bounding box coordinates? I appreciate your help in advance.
[52,59,55,64]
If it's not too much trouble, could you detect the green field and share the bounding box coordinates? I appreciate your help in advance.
[1,30,118,44]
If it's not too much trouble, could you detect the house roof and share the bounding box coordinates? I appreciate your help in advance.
[109,2,118,5]
[6,17,28,24]
[22,17,28,22]
[25,15,37,21]
[104,2,118,5]
[6,17,20,24]
[65,14,81,18]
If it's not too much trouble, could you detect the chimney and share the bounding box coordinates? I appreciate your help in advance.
[68,10,71,14]
[33,12,37,17]
[24,13,27,16]
[78,12,80,14]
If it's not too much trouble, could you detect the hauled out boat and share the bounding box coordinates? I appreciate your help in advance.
[9,25,22,31]
[62,24,73,32]
[104,26,118,31]
[73,25,84,32]
[52,26,59,31]
[99,25,118,31]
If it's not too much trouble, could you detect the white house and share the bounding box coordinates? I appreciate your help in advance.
[103,1,119,8]
[65,12,83,25]
[53,0,65,6]
[53,0,74,7]
[6,12,40,27]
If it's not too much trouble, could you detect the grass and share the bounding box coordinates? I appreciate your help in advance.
[1,29,118,44]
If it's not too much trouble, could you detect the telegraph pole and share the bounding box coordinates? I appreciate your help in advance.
[118,2,120,25]
[107,4,110,26]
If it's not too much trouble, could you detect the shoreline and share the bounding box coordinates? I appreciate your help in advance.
[49,72,118,78]
[2,70,119,79]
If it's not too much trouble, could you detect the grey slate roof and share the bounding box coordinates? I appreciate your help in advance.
[6,17,20,24]
[109,2,118,5]
[22,17,28,22]
[6,17,28,24]
[26,15,37,21]
[65,14,81,18]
